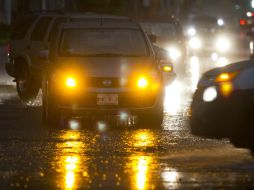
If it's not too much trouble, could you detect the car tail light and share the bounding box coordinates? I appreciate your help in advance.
[240,19,247,25]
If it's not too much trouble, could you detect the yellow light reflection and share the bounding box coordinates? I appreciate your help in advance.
[66,170,75,189]
[136,156,149,190]
[133,130,156,147]
[54,131,87,190]
[128,155,154,190]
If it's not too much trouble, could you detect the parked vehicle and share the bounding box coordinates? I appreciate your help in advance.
[41,15,175,128]
[190,59,254,153]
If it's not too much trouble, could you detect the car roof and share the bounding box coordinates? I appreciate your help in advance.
[22,11,130,20]
[62,18,141,29]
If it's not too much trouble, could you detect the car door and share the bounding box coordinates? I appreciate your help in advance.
[28,16,54,72]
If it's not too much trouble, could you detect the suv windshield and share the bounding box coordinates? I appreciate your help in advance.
[59,29,148,56]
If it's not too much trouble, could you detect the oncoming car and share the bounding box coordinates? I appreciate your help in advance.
[41,17,175,128]
[190,60,254,152]
[137,17,187,76]
[186,15,233,72]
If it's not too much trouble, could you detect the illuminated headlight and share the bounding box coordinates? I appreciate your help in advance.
[137,77,148,89]
[66,77,77,88]
[136,73,160,91]
[217,19,224,26]
[189,37,202,49]
[215,37,230,52]
[203,86,217,102]
[187,27,196,36]
[167,47,182,61]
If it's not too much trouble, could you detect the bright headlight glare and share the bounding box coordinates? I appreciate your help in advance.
[137,77,148,88]
[167,47,181,61]
[189,37,202,49]
[216,37,230,52]
[203,86,217,102]
[187,27,196,36]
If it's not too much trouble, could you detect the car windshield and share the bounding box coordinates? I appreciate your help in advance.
[59,28,148,56]
[140,22,178,39]
[192,17,221,34]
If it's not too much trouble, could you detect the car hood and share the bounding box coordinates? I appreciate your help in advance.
[54,56,157,77]
[198,60,254,87]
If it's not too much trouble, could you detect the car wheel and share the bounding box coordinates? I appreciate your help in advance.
[16,65,40,102]
[42,76,60,128]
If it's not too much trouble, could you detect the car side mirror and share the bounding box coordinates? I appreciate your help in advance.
[38,50,49,60]
[148,34,157,43]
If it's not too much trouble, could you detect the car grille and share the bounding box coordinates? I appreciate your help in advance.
[86,77,128,88]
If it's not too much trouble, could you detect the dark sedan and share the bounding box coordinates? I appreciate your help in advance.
[190,60,254,152]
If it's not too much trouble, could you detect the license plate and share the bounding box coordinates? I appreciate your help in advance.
[97,94,118,105]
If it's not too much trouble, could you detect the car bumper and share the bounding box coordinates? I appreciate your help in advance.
[53,89,164,117]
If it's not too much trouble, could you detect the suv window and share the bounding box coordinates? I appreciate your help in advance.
[30,16,53,41]
[11,15,37,40]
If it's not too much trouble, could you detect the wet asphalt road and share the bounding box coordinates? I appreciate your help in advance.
[1,83,254,190]
[1,47,254,189]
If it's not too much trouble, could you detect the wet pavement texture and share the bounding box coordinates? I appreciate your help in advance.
[0,84,254,190]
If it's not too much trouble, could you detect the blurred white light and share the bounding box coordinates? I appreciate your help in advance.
[217,19,224,26]
[247,11,252,17]
[120,111,128,121]
[97,121,107,132]
[216,37,230,52]
[68,119,80,130]
[167,46,182,61]
[161,170,179,182]
[189,37,202,49]
[211,53,219,61]
[187,27,196,36]
[252,0,254,8]
[203,86,217,102]
[218,57,229,67]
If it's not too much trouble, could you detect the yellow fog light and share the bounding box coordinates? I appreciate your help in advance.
[220,82,233,97]
[137,77,148,89]
[163,66,173,72]
[215,72,237,83]
[66,77,76,88]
